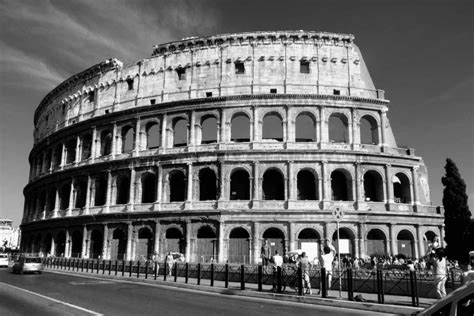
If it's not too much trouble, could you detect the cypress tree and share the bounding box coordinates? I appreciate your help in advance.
[441,158,472,263]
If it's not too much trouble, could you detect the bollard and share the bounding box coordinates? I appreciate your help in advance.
[154,262,158,280]
[321,267,327,298]
[240,264,245,290]
[129,260,133,277]
[96,260,100,274]
[81,259,84,272]
[115,260,118,275]
[409,271,419,307]
[68,259,71,271]
[258,265,263,291]
[197,263,201,285]
[86,259,89,273]
[414,271,419,307]
[347,268,354,301]
[164,263,168,281]
[210,264,214,287]
[174,262,178,282]
[376,270,384,304]
[137,261,140,278]
[185,263,189,283]
[102,260,105,274]
[121,260,125,276]
[297,266,303,296]
[145,261,148,279]
[277,266,283,293]
[225,264,229,288]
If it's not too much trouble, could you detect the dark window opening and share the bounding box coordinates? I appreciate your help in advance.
[105,110,110,114]
[75,180,87,208]
[199,168,217,201]
[393,173,411,204]
[141,173,157,203]
[329,114,349,143]
[230,170,250,200]
[94,177,107,206]
[150,99,156,105]
[116,176,130,205]
[126,78,134,90]
[360,116,379,145]
[81,134,92,160]
[169,171,186,202]
[201,116,217,144]
[173,118,188,147]
[88,91,95,102]
[231,114,250,142]
[121,126,134,153]
[333,89,340,95]
[206,92,212,97]
[262,113,283,142]
[59,184,71,210]
[297,170,317,200]
[235,62,245,74]
[270,88,277,94]
[100,131,112,156]
[331,170,352,201]
[300,61,310,74]
[363,171,383,202]
[146,122,160,149]
[295,114,316,142]
[176,68,186,80]
[263,169,284,200]
[65,139,76,164]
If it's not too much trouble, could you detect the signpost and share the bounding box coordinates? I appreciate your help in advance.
[332,207,344,299]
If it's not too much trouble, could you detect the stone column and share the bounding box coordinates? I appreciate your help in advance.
[287,161,295,201]
[252,106,259,142]
[75,135,81,164]
[103,224,109,260]
[126,223,133,261]
[414,233,420,259]
[91,126,97,162]
[85,175,91,215]
[105,170,112,213]
[351,108,358,150]
[129,167,136,211]
[218,163,226,201]
[416,225,425,258]
[53,188,59,218]
[219,109,225,143]
[111,122,118,157]
[411,166,420,208]
[160,114,167,150]
[50,236,56,257]
[359,222,366,258]
[82,225,88,258]
[67,178,75,216]
[355,162,362,206]
[389,224,397,256]
[189,111,196,147]
[154,220,160,256]
[319,107,328,144]
[42,191,48,220]
[65,229,71,258]
[321,160,330,205]
[252,222,260,264]
[289,222,296,252]
[134,118,141,156]
[60,143,66,168]
[385,164,394,204]
[185,221,192,262]
[380,109,387,150]
[156,164,163,206]
[252,161,259,201]
[186,163,193,202]
[439,225,445,248]
[218,221,224,263]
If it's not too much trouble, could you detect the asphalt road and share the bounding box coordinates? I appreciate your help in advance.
[0,268,395,316]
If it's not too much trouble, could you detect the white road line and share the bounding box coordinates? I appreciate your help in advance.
[0,282,103,316]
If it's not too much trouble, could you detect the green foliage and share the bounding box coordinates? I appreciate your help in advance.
[441,158,472,263]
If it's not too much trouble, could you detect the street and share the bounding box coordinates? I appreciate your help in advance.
[0,268,396,316]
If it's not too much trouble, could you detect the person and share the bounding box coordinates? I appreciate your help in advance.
[298,252,312,294]
[320,241,336,296]
[432,247,447,298]
[261,239,270,266]
[461,264,474,285]
[270,250,283,291]
[426,235,440,258]
[165,252,174,277]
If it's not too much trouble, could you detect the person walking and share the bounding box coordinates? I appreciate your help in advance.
[320,240,336,296]
[165,252,174,277]
[271,250,283,292]
[432,247,447,298]
[298,252,312,294]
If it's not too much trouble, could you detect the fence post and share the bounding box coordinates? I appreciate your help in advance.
[277,266,283,293]
[185,263,189,283]
[145,261,149,279]
[347,268,354,301]
[121,260,125,276]
[96,260,100,274]
[210,263,214,287]
[240,264,245,290]
[174,262,178,282]
[225,264,229,288]
[81,259,84,272]
[409,271,420,307]
[108,260,111,275]
[102,260,105,274]
[114,260,117,275]
[137,261,140,278]
[414,271,419,307]
[164,262,168,281]
[197,263,201,285]
[376,270,384,304]
[85,259,88,273]
[258,265,263,291]
[297,266,303,296]
[129,260,133,277]
[321,267,327,298]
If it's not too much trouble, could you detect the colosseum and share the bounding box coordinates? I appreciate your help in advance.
[21,31,444,264]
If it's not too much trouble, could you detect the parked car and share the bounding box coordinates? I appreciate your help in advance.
[12,256,43,274]
[0,253,9,267]
[414,281,473,315]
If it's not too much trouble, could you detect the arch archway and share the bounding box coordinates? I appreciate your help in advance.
[295,113,316,142]
[116,175,130,204]
[145,122,160,149]
[360,115,379,145]
[228,227,250,264]
[100,130,112,156]
[393,173,411,203]
[141,173,157,203]
[263,169,284,200]
[231,113,250,142]
[230,169,250,200]
[71,230,82,258]
[297,228,321,261]
[110,228,127,260]
[121,126,134,153]
[397,230,415,258]
[199,168,217,201]
[94,176,107,206]
[195,226,217,263]
[173,118,188,147]
[201,116,217,144]
[329,113,349,143]
[363,170,384,202]
[331,228,356,257]
[331,169,353,201]
[81,134,92,160]
[165,227,184,255]
[262,113,283,141]
[262,227,285,258]
[54,231,66,257]
[169,170,186,202]
[89,230,103,259]
[366,229,387,257]
[136,227,153,261]
[297,170,317,200]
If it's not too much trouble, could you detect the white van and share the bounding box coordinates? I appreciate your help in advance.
[0,253,9,267]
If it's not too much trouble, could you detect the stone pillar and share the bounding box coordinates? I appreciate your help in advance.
[320,107,328,144]
[186,163,193,202]
[85,175,91,215]
[385,164,394,204]
[218,221,224,263]
[414,234,420,259]
[289,222,296,252]
[219,109,225,143]
[252,106,259,142]
[321,160,330,204]
[134,118,141,156]
[359,222,366,258]
[439,225,445,248]
[126,223,133,261]
[42,191,48,220]
[82,225,88,258]
[189,111,196,146]
[103,224,109,260]
[105,170,112,213]
[50,236,56,257]
[75,135,81,164]
[416,225,425,258]
[411,166,420,208]
[218,163,226,201]
[252,222,260,264]
[351,109,358,150]
[287,161,295,201]
[67,179,75,216]
[285,106,294,143]
[111,122,118,157]
[65,229,71,258]
[91,126,97,161]
[60,143,66,168]
[160,114,167,150]
[185,221,192,263]
[129,167,136,211]
[355,162,363,206]
[380,109,387,150]
[389,224,397,256]
[154,221,160,256]
[252,161,259,201]
[156,164,163,206]
[53,188,59,218]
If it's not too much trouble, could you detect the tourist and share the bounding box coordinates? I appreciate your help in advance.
[165,252,174,277]
[320,243,336,296]
[261,239,270,266]
[432,247,447,298]
[298,252,312,294]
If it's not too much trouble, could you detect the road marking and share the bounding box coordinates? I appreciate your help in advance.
[69,281,114,285]
[0,282,103,316]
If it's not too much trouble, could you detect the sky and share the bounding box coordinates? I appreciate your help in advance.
[1,0,473,227]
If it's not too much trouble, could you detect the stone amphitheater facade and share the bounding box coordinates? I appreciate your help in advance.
[21,31,443,263]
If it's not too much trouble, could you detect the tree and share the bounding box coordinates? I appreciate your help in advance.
[441,158,472,263]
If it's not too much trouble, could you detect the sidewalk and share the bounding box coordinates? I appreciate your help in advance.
[45,267,436,315]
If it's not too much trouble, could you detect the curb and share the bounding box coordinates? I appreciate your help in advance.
[46,268,424,315]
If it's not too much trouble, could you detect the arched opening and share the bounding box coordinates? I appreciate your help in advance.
[33,233,42,254]
[262,113,283,141]
[173,118,188,147]
[54,231,66,257]
[262,228,285,257]
[110,228,127,260]
[424,231,437,254]
[228,227,250,264]
[43,150,52,172]
[331,228,355,257]
[141,173,156,203]
[136,227,153,261]
[165,228,184,254]
[195,226,217,263]
[262,169,284,200]
[71,230,82,258]
[331,169,353,201]
[230,169,250,200]
[52,144,62,169]
[65,139,76,164]
[145,122,160,149]
[100,130,112,156]
[360,115,379,145]
[59,183,71,210]
[46,187,56,212]
[297,170,317,200]
[116,175,130,205]
[89,230,103,259]
[367,229,388,257]
[363,170,384,202]
[297,228,321,262]
[43,233,52,255]
[75,179,87,208]
[201,116,217,144]
[81,134,92,160]
[393,173,411,203]
[329,113,349,143]
[231,113,250,142]
[295,113,316,142]
[199,168,217,201]
[121,126,134,153]
[169,170,186,202]
[94,176,107,206]
[397,230,415,258]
